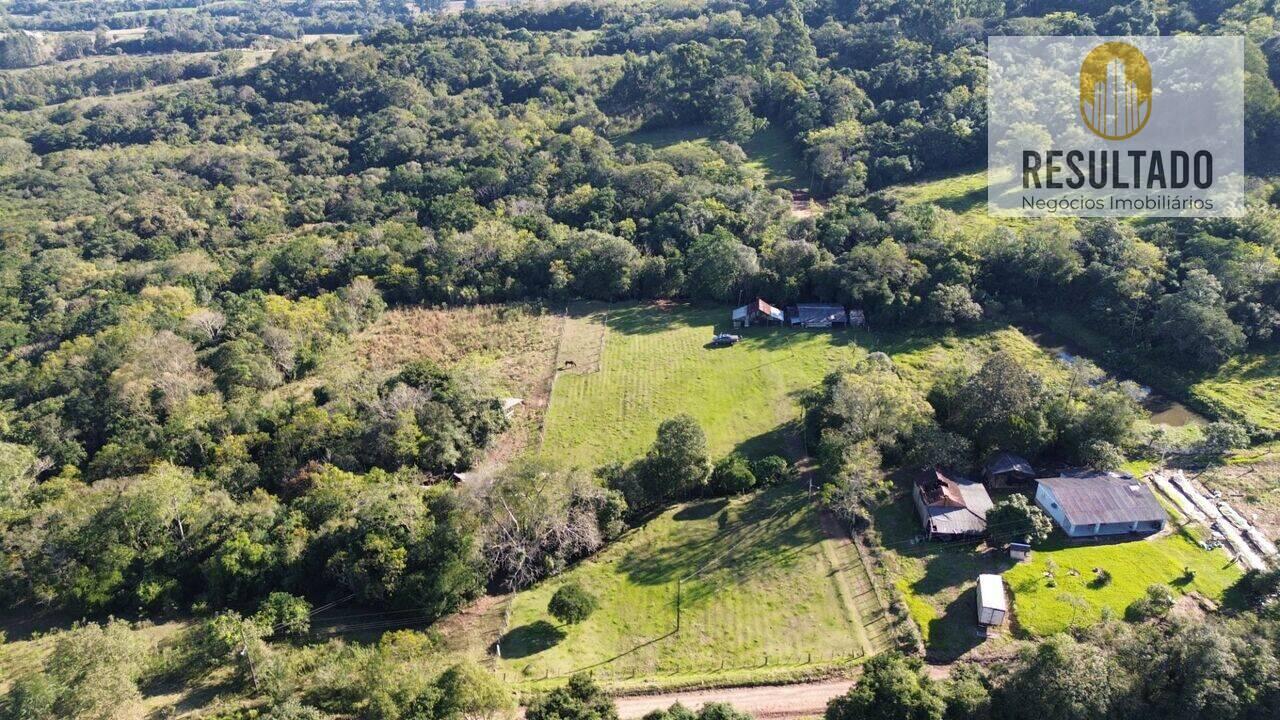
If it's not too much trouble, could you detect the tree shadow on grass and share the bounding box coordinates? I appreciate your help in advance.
[925,586,985,662]
[732,420,803,462]
[616,485,822,602]
[673,499,729,521]
[499,621,566,659]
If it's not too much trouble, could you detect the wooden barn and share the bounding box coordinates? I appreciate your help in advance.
[983,452,1036,489]
[913,468,994,540]
[732,298,784,327]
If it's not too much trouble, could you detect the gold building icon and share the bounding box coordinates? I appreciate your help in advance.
[1079,42,1152,140]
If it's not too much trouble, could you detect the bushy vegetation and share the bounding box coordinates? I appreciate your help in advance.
[2,0,1280,715]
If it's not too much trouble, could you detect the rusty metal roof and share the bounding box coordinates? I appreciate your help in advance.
[1038,474,1166,526]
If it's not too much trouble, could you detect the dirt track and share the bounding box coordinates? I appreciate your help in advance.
[613,680,854,719]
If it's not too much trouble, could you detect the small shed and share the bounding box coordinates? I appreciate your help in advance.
[788,304,849,328]
[1009,542,1032,561]
[977,574,1007,626]
[984,452,1036,489]
[732,299,784,327]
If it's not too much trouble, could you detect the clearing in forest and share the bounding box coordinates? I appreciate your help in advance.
[540,302,1061,468]
[620,123,809,191]
[494,483,891,690]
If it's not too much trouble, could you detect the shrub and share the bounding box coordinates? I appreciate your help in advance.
[548,583,598,625]
[751,455,791,486]
[710,454,756,495]
[1126,584,1176,621]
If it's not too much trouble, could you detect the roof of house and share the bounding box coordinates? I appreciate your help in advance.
[978,574,1006,612]
[985,452,1035,477]
[1037,473,1167,527]
[916,468,993,535]
[792,304,847,323]
[732,298,783,320]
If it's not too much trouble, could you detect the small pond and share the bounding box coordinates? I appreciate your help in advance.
[1022,326,1208,428]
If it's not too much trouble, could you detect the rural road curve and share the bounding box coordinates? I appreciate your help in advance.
[613,679,854,719]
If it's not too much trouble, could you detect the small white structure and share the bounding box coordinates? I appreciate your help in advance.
[500,398,524,417]
[1009,542,1032,561]
[977,574,1007,627]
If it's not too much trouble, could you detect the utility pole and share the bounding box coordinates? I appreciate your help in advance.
[675,578,682,634]
[240,626,259,690]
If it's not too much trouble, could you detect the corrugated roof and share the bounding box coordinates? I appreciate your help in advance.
[793,304,847,323]
[985,452,1034,477]
[919,469,993,535]
[733,299,783,320]
[1038,474,1166,526]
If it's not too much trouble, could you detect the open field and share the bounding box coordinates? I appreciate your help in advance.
[885,169,1035,234]
[1189,349,1280,432]
[1003,527,1241,635]
[495,483,890,689]
[619,123,808,191]
[874,486,1242,659]
[542,303,1065,468]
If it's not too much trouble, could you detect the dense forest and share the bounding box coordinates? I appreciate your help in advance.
[2,0,1280,718]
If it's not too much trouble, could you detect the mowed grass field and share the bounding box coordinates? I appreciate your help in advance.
[1003,529,1241,635]
[542,303,1062,468]
[496,483,889,687]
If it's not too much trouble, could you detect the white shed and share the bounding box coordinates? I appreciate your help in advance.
[977,574,1007,627]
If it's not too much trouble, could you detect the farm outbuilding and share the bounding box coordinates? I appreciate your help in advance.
[977,574,1007,626]
[787,304,849,328]
[913,468,994,540]
[983,452,1036,489]
[732,299,784,327]
[1035,472,1167,538]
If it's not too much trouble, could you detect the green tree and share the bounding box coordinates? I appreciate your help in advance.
[639,414,710,504]
[985,494,1053,545]
[825,652,946,720]
[253,592,312,639]
[710,454,757,495]
[548,583,598,625]
[992,635,1118,720]
[526,673,617,720]
[435,662,514,720]
[683,228,758,302]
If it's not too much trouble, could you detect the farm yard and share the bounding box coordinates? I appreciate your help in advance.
[874,479,1242,660]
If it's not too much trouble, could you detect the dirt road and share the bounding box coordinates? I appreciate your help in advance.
[613,679,854,719]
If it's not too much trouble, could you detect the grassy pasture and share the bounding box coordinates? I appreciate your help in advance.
[542,302,1062,469]
[1003,528,1241,635]
[619,123,808,191]
[495,483,889,688]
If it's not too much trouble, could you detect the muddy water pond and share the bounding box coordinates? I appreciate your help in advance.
[1022,326,1208,427]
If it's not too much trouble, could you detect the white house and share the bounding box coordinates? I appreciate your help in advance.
[1035,472,1166,538]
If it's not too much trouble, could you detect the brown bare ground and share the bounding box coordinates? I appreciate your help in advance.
[1199,445,1280,539]
[612,679,854,719]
